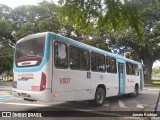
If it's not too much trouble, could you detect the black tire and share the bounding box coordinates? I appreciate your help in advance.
[94,87,105,107]
[131,85,139,97]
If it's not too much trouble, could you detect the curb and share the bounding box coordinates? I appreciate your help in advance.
[144,88,160,91]
[0,86,12,91]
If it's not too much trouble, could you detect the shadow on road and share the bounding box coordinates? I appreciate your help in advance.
[23,94,144,117]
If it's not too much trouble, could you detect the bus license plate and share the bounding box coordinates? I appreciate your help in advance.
[21,93,27,97]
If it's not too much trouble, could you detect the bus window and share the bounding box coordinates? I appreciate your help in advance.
[69,46,80,69]
[126,62,139,76]
[80,49,90,70]
[106,56,117,73]
[91,52,105,72]
[133,64,139,76]
[126,62,133,75]
[15,37,45,67]
[69,46,90,71]
[54,41,68,69]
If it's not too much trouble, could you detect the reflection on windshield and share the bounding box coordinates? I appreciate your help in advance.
[16,37,45,61]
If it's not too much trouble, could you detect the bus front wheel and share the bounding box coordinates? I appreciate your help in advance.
[94,87,105,107]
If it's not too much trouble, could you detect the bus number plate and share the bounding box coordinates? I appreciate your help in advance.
[60,78,70,84]
[21,93,27,97]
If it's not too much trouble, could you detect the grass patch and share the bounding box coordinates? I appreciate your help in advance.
[151,80,160,88]
[152,81,160,84]
[151,84,160,88]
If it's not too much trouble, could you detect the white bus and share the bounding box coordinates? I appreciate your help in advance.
[12,32,144,106]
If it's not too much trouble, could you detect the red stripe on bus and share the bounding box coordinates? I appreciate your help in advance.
[16,56,42,63]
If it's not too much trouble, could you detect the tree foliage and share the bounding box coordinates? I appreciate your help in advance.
[0,1,60,72]
[104,6,160,84]
[59,0,160,44]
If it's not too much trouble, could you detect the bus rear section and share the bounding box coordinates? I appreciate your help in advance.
[12,33,52,102]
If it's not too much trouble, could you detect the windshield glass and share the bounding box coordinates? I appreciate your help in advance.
[15,37,45,67]
[16,37,45,61]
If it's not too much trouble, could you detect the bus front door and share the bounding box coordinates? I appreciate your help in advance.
[118,63,125,94]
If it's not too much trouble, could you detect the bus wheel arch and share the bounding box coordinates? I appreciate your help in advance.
[131,83,139,97]
[94,84,106,107]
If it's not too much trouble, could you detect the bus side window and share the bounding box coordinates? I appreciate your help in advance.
[133,64,139,76]
[69,46,80,69]
[54,41,68,69]
[106,56,117,73]
[126,62,139,76]
[91,52,105,72]
[91,63,97,71]
[80,49,90,70]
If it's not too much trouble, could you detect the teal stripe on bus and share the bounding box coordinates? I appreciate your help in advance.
[55,34,141,65]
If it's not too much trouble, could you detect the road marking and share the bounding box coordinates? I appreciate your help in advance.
[5,103,49,107]
[118,100,127,108]
[137,104,144,109]
[142,104,148,107]
[0,95,14,101]
[144,88,160,91]
[132,100,139,104]
[104,101,109,106]
[17,98,22,99]
[132,100,147,108]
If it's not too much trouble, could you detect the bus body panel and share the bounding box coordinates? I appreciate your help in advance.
[125,75,140,93]
[13,71,41,91]
[52,67,93,101]
[12,62,52,102]
[90,72,119,97]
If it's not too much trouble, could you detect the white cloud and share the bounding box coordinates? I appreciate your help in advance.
[0,0,54,8]
[153,60,160,68]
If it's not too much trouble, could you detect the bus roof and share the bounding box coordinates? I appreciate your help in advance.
[17,32,47,44]
[17,32,142,65]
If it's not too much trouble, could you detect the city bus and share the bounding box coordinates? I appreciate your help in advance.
[12,32,144,106]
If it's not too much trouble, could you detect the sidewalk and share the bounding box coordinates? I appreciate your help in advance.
[0,81,12,95]
[0,86,12,91]
[144,87,160,91]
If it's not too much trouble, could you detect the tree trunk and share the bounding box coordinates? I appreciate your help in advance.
[143,59,154,84]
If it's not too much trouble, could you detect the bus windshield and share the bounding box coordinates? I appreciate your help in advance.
[15,37,45,67]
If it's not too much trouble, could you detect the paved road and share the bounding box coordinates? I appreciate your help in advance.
[0,88,159,120]
[0,82,159,120]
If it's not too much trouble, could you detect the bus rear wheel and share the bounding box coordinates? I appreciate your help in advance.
[131,85,139,97]
[94,87,105,107]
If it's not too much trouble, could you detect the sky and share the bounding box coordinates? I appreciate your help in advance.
[0,0,56,8]
[153,60,160,68]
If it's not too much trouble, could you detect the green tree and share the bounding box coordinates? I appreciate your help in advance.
[0,19,13,39]
[16,22,35,39]
[10,1,61,39]
[0,40,13,74]
[0,5,14,73]
[105,7,160,84]
[0,4,12,20]
[58,0,160,43]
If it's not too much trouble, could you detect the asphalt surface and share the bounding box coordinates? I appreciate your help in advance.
[0,81,160,120]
